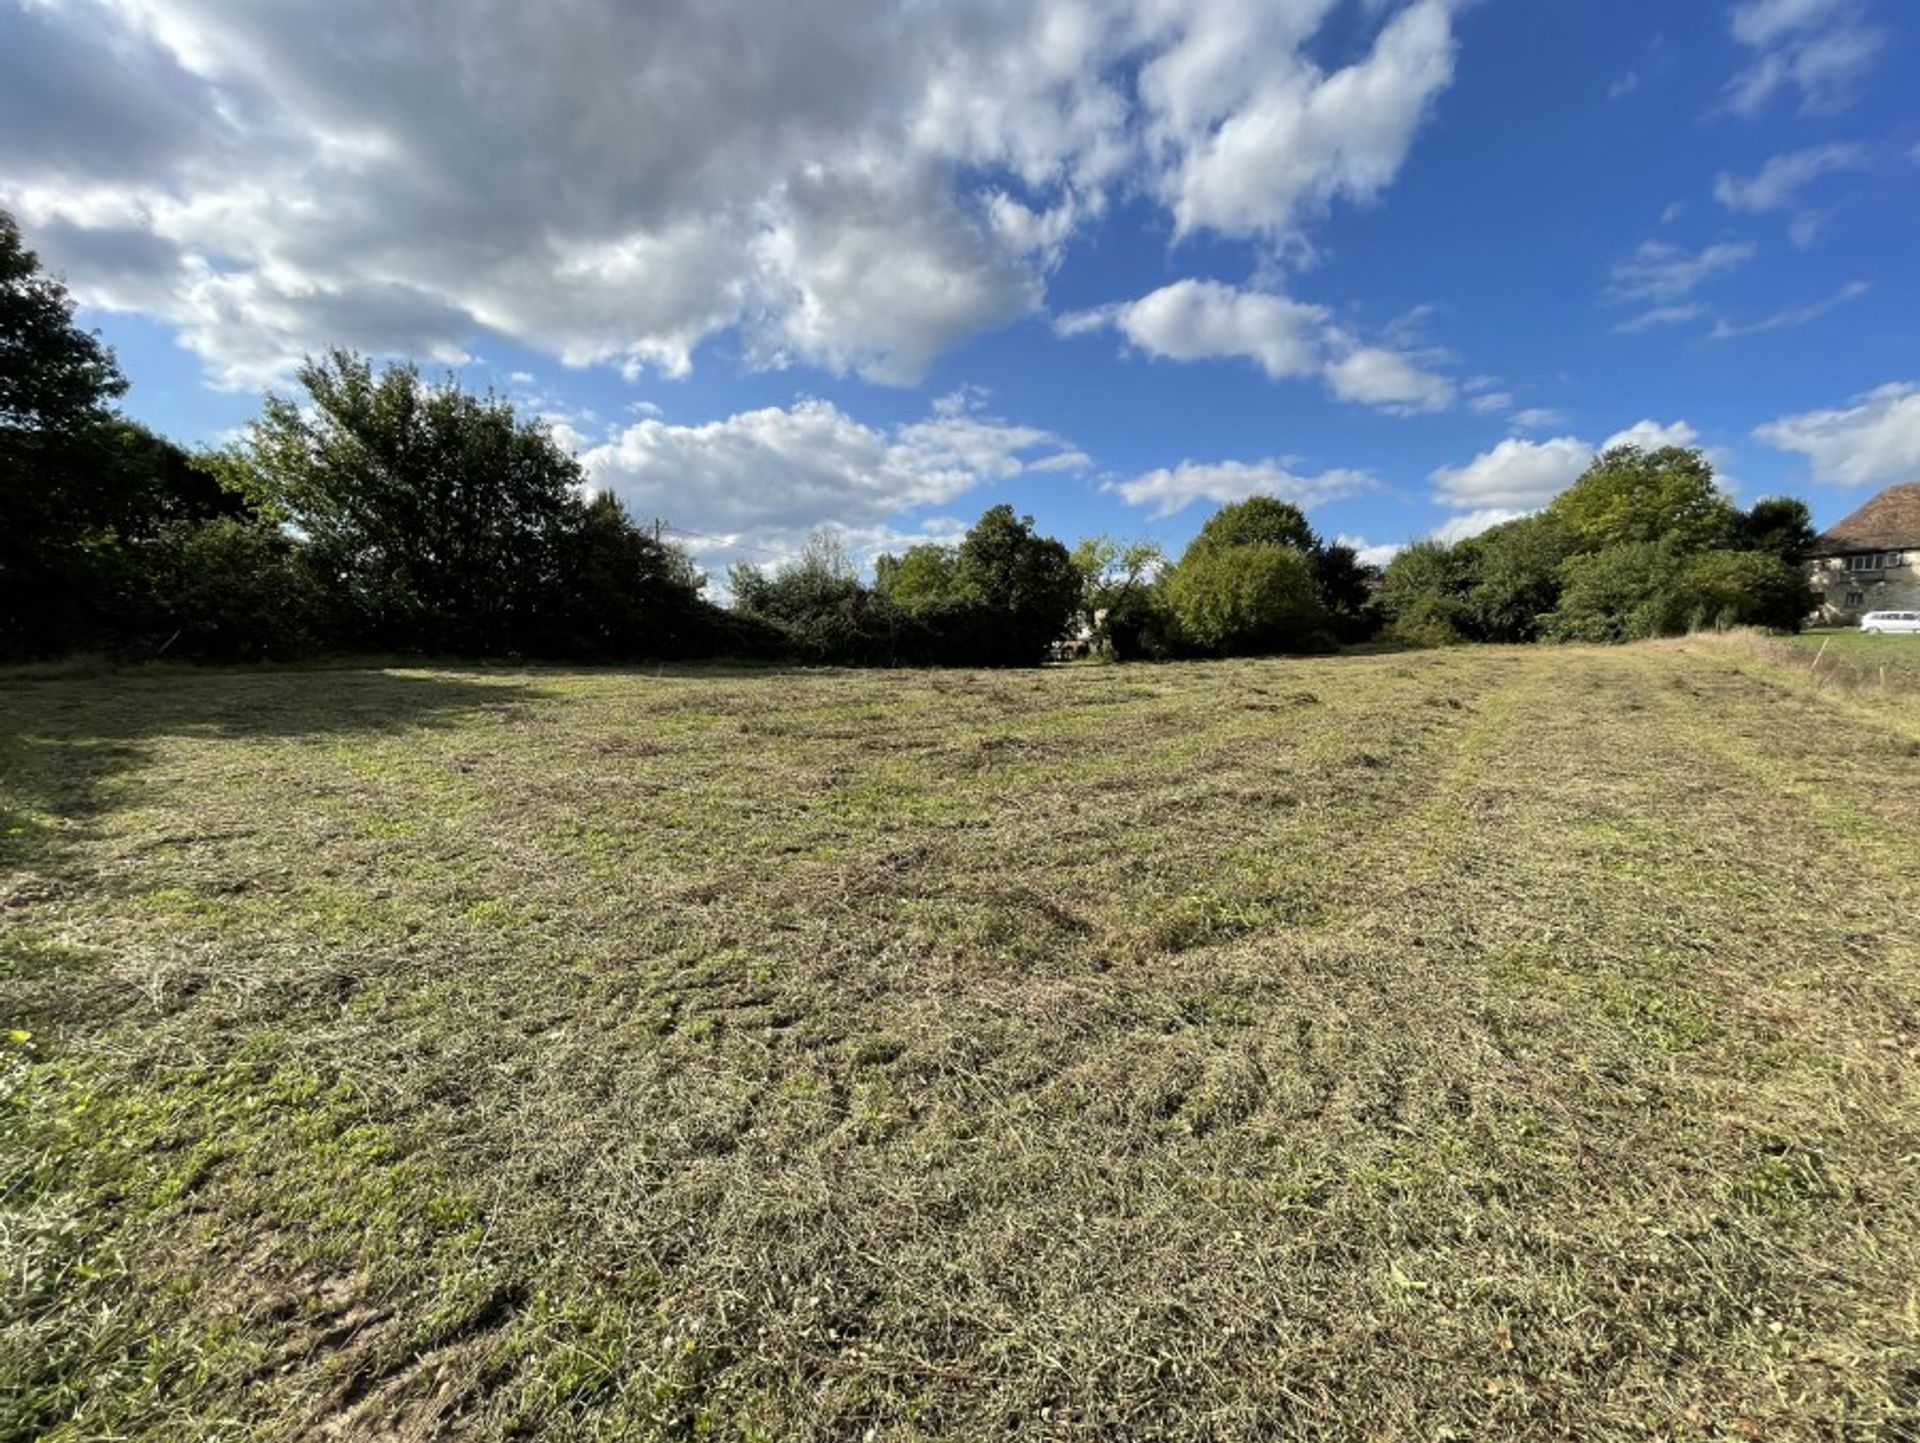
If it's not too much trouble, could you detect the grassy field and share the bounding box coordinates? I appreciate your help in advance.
[1778,629,1920,688]
[4,640,1919,1441]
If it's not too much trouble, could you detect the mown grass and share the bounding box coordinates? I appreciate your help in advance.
[1778,629,1920,688]
[2,641,1917,1441]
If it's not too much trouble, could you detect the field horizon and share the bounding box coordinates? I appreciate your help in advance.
[4,639,1918,1440]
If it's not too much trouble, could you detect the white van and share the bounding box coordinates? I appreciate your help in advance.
[1860,611,1920,634]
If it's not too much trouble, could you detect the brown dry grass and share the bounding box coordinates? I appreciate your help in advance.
[2,639,1918,1441]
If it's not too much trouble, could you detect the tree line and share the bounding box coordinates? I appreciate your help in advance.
[1375,447,1817,645]
[3,208,1815,668]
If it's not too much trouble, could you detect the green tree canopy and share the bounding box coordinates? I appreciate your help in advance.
[0,211,126,437]
[873,542,963,613]
[1738,496,1817,566]
[954,504,1080,662]
[1462,511,1575,642]
[1547,445,1738,552]
[1189,496,1319,555]
[1164,542,1326,655]
[1377,539,1475,644]
[224,349,587,653]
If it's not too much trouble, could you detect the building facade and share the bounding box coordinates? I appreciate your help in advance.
[1806,480,1920,622]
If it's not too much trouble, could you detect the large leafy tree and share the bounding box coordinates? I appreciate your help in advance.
[1548,445,1738,551]
[1462,512,1575,642]
[1738,495,1817,566]
[1377,540,1475,644]
[1159,495,1335,655]
[3,211,130,653]
[872,542,963,612]
[226,349,587,654]
[2,213,252,656]
[0,211,125,438]
[549,492,712,659]
[954,504,1080,663]
[1164,542,1325,655]
[1190,495,1319,554]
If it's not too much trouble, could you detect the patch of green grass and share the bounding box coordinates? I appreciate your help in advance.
[1777,627,1920,688]
[3,646,1919,1440]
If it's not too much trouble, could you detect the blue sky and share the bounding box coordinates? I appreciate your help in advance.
[4,0,1918,576]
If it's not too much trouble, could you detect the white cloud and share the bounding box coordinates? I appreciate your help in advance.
[1109,458,1374,518]
[1427,420,1709,525]
[1601,419,1701,452]
[1510,407,1567,429]
[1722,0,1884,117]
[1336,534,1403,567]
[1614,304,1709,334]
[1431,436,1595,511]
[1322,344,1455,414]
[578,396,1087,562]
[1062,278,1455,413]
[1028,449,1094,473]
[1754,382,1920,486]
[1469,391,1515,414]
[1431,508,1526,543]
[1144,0,1461,243]
[1714,142,1866,211]
[1710,280,1868,338]
[1068,279,1328,380]
[1786,211,1829,249]
[1608,241,1756,305]
[2,0,1467,390]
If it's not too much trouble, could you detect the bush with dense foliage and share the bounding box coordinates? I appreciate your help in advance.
[737,508,1081,668]
[1379,445,1817,647]
[109,517,328,662]
[1164,541,1328,655]
[1152,497,1356,657]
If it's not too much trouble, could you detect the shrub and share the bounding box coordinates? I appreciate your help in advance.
[1163,542,1327,656]
[1674,549,1816,633]
[113,518,328,662]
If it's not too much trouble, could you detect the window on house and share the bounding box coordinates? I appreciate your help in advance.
[1845,590,1865,608]
[1842,554,1894,571]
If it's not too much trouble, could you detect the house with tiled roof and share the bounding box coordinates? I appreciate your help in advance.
[1806,481,1920,622]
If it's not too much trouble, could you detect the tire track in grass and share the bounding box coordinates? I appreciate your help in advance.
[1322,643,1920,1439]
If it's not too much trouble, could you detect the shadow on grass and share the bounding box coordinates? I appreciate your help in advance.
[0,667,543,874]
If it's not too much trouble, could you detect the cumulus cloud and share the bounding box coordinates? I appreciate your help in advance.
[1108,458,1374,518]
[577,394,1087,566]
[1144,0,1460,242]
[1,0,1465,390]
[1428,420,1710,529]
[1323,344,1455,413]
[1510,407,1568,429]
[1061,278,1455,413]
[1754,382,1920,486]
[1336,535,1404,568]
[1721,0,1885,117]
[1067,279,1328,379]
[1431,508,1527,543]
[1431,436,1596,512]
[1601,419,1702,452]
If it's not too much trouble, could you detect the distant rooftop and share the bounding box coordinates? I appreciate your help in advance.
[1809,481,1920,557]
